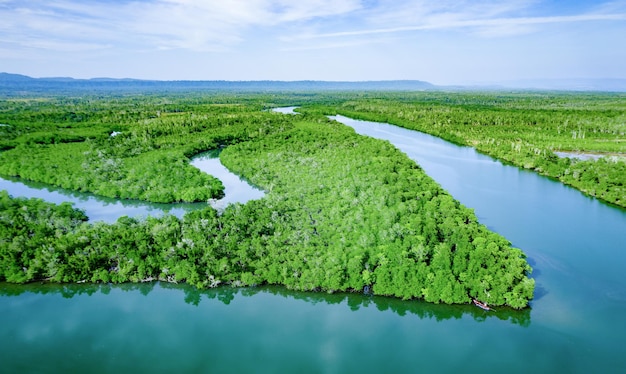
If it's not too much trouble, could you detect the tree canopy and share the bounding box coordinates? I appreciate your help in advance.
[0,94,537,308]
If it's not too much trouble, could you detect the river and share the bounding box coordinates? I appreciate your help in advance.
[1,110,625,373]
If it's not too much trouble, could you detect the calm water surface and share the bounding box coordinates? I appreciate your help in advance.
[1,111,625,373]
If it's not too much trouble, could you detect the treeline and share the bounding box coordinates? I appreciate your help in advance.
[0,73,434,96]
[1,110,534,308]
[301,93,626,207]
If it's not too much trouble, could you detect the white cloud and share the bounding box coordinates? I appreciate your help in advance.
[0,0,362,52]
[2,0,625,81]
[4,0,623,53]
[358,0,537,25]
[288,11,626,40]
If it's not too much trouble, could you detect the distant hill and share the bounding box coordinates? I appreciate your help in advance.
[490,78,626,92]
[0,73,34,82]
[0,73,435,95]
[2,73,624,94]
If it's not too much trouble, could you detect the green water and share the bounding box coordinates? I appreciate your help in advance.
[2,115,626,373]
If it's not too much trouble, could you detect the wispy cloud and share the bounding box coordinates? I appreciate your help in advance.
[2,0,625,82]
[3,0,625,53]
[289,12,626,40]
[0,0,362,52]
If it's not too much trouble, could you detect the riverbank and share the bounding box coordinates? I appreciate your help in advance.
[302,95,625,208]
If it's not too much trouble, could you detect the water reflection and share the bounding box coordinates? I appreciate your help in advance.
[0,282,530,327]
[0,175,204,222]
[190,149,264,211]
[270,106,299,115]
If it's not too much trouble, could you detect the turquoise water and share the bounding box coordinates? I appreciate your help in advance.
[1,114,626,373]
[0,283,529,373]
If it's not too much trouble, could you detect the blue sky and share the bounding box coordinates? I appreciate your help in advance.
[1,0,625,84]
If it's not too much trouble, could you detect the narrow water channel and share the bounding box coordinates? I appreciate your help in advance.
[1,110,625,373]
[0,150,263,222]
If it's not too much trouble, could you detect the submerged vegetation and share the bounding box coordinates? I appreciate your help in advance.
[11,90,623,309]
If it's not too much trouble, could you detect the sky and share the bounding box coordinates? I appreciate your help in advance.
[1,0,625,85]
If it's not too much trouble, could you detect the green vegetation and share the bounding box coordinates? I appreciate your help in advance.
[0,97,292,202]
[3,89,623,307]
[302,92,626,207]
[0,94,536,308]
[220,115,534,307]
[5,89,623,307]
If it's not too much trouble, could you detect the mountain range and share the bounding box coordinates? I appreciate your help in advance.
[1,72,625,93]
[0,73,434,93]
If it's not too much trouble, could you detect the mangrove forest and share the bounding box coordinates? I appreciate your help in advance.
[2,90,622,309]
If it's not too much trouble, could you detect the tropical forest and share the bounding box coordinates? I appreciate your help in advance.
[1,90,625,310]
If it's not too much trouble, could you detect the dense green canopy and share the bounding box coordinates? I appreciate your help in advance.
[302,92,626,207]
[0,94,538,308]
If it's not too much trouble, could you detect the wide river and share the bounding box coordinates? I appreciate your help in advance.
[1,109,625,373]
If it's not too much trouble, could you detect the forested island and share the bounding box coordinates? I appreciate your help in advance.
[2,89,622,310]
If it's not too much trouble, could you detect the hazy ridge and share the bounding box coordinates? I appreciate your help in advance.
[1,73,625,93]
[0,73,434,93]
